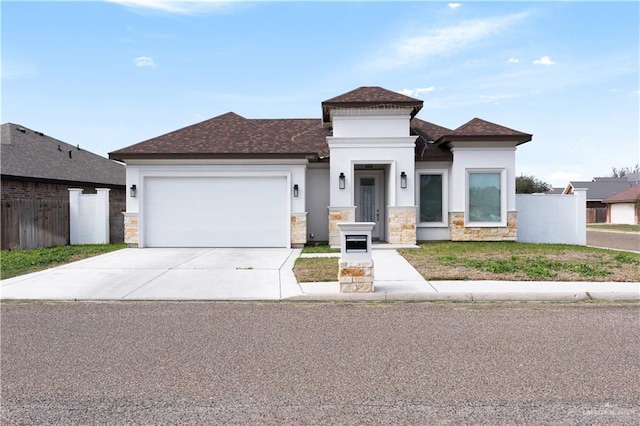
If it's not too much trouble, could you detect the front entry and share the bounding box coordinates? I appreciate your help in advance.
[354,170,385,240]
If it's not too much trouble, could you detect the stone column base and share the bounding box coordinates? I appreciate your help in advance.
[291,212,308,247]
[388,206,417,245]
[339,260,374,293]
[328,207,356,247]
[123,212,139,247]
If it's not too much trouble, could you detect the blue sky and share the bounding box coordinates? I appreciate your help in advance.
[2,1,638,187]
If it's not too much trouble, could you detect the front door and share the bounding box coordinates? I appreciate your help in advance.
[354,170,384,240]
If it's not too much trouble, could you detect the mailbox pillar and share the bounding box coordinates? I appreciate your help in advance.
[337,222,375,293]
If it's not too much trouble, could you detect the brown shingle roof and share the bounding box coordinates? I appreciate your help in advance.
[411,118,453,161]
[603,184,640,204]
[437,117,532,145]
[109,113,331,161]
[321,86,423,122]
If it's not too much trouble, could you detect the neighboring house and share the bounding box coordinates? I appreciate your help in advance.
[564,174,640,223]
[109,86,532,248]
[1,123,126,248]
[603,184,640,224]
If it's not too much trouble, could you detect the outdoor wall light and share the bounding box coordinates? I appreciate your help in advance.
[130,184,137,198]
[293,184,299,197]
[339,172,346,190]
[400,172,407,189]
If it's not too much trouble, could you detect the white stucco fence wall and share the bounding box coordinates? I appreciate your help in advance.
[69,188,110,245]
[516,188,586,245]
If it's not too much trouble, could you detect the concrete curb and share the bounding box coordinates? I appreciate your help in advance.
[285,292,640,302]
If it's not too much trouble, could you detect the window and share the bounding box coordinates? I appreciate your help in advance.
[417,170,447,226]
[419,174,443,222]
[467,171,503,223]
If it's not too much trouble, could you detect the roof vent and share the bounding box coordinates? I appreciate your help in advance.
[16,127,26,133]
[68,150,72,159]
[77,144,81,150]
[58,145,62,151]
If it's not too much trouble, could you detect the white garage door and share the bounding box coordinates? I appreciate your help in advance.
[144,176,289,247]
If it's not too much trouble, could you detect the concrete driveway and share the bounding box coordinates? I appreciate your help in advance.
[0,248,302,300]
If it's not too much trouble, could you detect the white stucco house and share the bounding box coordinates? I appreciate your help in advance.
[109,86,532,248]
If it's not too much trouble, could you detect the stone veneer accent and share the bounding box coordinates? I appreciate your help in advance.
[449,211,518,241]
[290,212,308,247]
[328,207,356,247]
[339,260,374,293]
[387,206,417,245]
[123,212,139,247]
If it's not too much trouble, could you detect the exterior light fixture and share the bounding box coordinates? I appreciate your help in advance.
[130,184,137,197]
[400,172,407,189]
[339,172,346,190]
[293,184,299,197]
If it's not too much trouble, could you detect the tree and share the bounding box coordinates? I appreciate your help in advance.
[516,175,552,194]
[610,164,639,178]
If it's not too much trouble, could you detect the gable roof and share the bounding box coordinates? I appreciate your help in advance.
[109,112,331,161]
[1,123,125,186]
[566,180,636,202]
[321,86,423,122]
[437,118,532,146]
[603,183,640,204]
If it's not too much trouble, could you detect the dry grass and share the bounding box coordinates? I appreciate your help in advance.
[293,257,339,282]
[400,242,640,282]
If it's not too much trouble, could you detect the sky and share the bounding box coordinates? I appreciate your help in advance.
[2,0,638,187]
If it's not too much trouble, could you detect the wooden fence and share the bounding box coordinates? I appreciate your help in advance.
[1,199,125,250]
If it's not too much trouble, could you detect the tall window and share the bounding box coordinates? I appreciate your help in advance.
[419,174,443,222]
[468,172,501,222]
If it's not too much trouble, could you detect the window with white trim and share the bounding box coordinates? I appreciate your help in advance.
[466,170,506,225]
[417,170,447,226]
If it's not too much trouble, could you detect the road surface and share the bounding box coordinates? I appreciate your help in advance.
[2,302,639,424]
[587,230,640,252]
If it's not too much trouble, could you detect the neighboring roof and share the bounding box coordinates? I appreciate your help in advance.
[548,187,565,195]
[321,86,423,122]
[109,112,331,161]
[1,123,125,186]
[566,180,636,202]
[603,184,640,204]
[437,118,532,146]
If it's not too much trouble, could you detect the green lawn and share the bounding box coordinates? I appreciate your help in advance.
[294,242,640,283]
[587,224,640,233]
[1,244,127,280]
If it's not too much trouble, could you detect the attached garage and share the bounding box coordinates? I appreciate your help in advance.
[143,176,289,247]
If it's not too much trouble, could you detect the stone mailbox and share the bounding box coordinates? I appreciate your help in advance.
[337,222,375,293]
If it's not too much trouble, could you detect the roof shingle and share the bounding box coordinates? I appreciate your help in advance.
[1,123,125,186]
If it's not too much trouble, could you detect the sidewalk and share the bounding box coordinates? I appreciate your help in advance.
[292,250,640,302]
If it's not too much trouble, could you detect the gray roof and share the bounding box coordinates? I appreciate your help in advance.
[567,180,637,201]
[1,123,125,186]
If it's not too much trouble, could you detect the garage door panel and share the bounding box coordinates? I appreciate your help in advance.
[144,176,288,247]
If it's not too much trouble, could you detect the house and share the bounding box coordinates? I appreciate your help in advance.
[108,86,532,248]
[1,123,126,248]
[564,174,640,223]
[603,184,640,224]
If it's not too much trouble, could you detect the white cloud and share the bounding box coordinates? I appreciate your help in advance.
[448,3,462,9]
[399,87,435,97]
[548,171,583,186]
[134,56,155,68]
[107,0,233,15]
[370,11,529,70]
[533,56,556,65]
[508,57,520,63]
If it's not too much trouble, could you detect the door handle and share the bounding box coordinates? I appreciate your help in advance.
[376,209,379,221]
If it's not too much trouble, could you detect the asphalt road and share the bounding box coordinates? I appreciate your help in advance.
[587,230,640,252]
[2,302,639,424]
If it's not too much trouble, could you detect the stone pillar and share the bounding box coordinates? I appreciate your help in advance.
[291,212,308,247]
[328,206,356,247]
[387,206,417,245]
[123,212,139,247]
[337,222,375,293]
